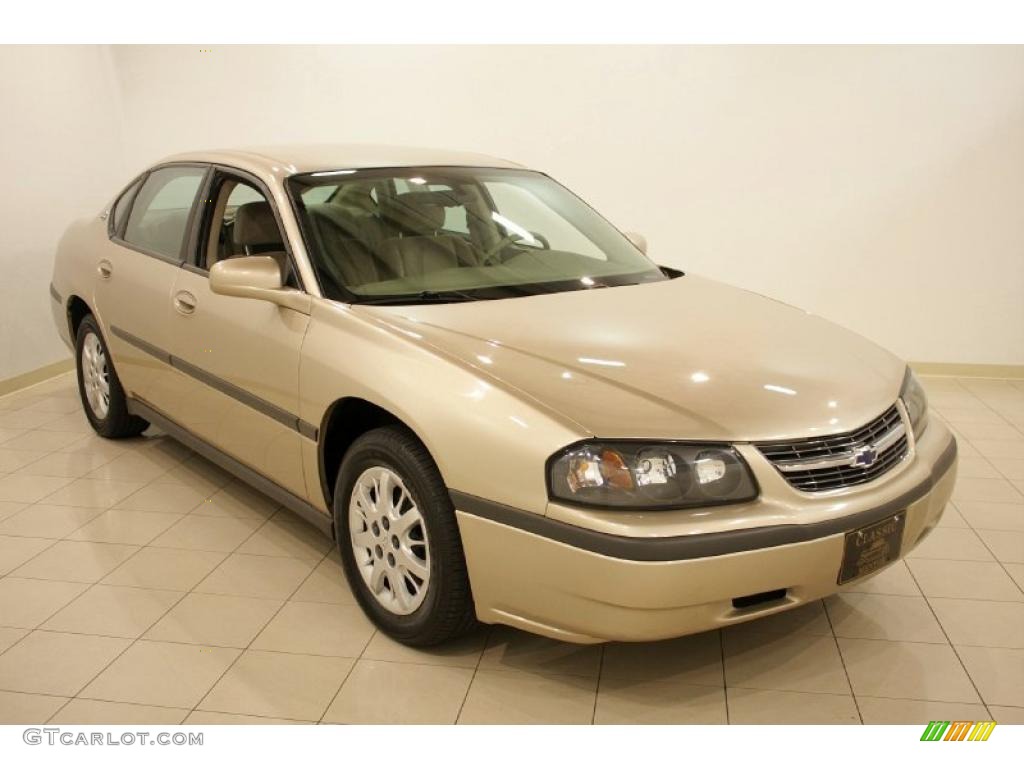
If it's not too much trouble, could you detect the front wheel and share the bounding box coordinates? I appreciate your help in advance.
[75,315,148,439]
[335,426,476,646]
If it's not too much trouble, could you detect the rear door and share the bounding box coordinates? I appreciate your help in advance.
[96,164,209,411]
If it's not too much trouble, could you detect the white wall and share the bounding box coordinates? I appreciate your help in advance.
[3,46,1022,381]
[0,46,124,380]
[110,45,1024,366]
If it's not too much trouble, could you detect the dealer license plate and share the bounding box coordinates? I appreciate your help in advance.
[837,512,906,584]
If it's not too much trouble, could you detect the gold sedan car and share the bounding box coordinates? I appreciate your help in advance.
[50,145,957,645]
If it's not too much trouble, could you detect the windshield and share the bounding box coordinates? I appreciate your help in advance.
[288,167,668,303]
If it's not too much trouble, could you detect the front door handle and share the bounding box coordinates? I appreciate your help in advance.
[97,260,113,279]
[173,290,197,315]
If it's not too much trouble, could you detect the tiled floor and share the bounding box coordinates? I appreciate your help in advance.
[0,372,1022,725]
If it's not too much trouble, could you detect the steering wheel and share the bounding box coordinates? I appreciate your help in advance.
[481,232,524,265]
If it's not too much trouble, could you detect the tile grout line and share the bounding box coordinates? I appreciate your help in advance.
[902,565,993,721]
[35,492,245,658]
[43,545,238,725]
[954,448,1024,599]
[0,624,501,665]
[7,476,227,649]
[962,532,1024,598]
[0,447,180,517]
[188,707,312,725]
[919,407,1023,714]
[1,401,180,492]
[718,629,730,725]
[929,406,1024,590]
[46,693,191,718]
[0,534,71,588]
[183,531,348,725]
[315,629,366,725]
[175,509,309,723]
[821,598,864,724]
[935,393,1020,435]
[925,431,1023,715]
[451,625,492,725]
[285,547,371,726]
[589,642,605,725]
[0,528,103,654]
[34,455,241,724]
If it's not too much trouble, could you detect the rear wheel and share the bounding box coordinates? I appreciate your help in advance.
[335,426,476,646]
[75,315,148,438]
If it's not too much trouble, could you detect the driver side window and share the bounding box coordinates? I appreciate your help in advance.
[202,175,298,288]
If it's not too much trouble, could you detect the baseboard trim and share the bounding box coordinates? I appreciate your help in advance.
[911,361,1024,380]
[0,358,74,397]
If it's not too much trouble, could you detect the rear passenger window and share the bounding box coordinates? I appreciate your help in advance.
[123,167,206,260]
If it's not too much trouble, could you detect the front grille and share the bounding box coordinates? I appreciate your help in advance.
[757,403,909,492]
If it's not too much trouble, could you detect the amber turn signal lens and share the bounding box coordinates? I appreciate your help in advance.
[566,448,634,492]
[600,449,634,490]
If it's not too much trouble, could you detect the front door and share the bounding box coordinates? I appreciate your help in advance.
[165,169,310,498]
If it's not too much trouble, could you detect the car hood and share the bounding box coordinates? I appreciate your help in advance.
[355,275,906,441]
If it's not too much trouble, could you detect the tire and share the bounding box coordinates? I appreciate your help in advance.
[335,426,476,646]
[75,314,149,439]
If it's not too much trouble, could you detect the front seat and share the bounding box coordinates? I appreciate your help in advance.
[233,201,295,286]
[378,192,477,278]
[306,203,395,289]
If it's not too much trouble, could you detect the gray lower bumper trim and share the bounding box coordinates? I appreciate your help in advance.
[450,437,957,562]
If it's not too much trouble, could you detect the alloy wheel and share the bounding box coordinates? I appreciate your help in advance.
[349,465,431,615]
[81,331,111,420]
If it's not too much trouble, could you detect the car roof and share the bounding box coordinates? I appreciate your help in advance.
[155,144,526,177]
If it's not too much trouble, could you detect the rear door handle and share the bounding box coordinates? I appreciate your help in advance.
[97,260,113,279]
[173,290,197,315]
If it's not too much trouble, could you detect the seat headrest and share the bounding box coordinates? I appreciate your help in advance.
[234,201,282,247]
[381,192,447,235]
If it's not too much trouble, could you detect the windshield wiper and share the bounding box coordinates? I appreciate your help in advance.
[418,289,479,301]
[354,289,481,306]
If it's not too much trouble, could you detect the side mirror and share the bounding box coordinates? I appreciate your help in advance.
[625,231,647,255]
[209,256,310,313]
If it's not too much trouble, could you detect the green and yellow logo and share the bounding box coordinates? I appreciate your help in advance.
[920,720,996,741]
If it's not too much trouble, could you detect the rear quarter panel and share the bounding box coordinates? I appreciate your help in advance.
[50,213,111,348]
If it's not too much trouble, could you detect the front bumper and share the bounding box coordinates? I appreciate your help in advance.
[454,419,957,643]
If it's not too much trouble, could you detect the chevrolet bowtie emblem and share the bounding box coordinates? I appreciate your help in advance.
[851,445,879,468]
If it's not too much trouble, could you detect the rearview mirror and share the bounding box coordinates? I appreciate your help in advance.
[625,231,647,255]
[209,256,310,313]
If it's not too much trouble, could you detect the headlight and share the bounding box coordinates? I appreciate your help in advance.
[900,368,929,438]
[548,442,758,509]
